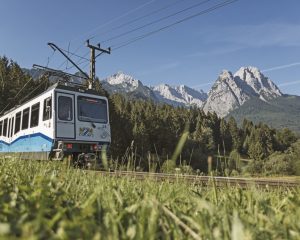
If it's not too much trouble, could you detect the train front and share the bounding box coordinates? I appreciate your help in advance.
[55,89,111,166]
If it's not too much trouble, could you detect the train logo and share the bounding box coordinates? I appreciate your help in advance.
[79,127,94,137]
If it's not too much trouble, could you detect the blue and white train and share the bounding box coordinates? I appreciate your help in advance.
[0,83,111,163]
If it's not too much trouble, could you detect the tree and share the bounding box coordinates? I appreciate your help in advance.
[275,128,297,151]
[228,116,242,151]
[0,56,49,113]
[219,119,232,154]
[287,140,300,175]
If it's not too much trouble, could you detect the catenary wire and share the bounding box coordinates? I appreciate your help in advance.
[56,0,158,70]
[56,0,212,71]
[89,0,187,41]
[78,0,238,76]
[57,0,238,74]
[112,0,238,50]
[17,75,50,104]
[0,77,34,114]
[73,0,158,42]
[102,0,212,44]
[66,0,188,70]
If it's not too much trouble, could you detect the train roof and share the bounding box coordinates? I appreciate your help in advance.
[0,83,106,118]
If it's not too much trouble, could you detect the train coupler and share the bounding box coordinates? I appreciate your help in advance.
[76,153,97,168]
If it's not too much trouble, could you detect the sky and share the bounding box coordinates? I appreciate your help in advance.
[1,0,300,95]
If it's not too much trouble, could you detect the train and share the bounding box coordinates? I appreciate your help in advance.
[0,83,111,165]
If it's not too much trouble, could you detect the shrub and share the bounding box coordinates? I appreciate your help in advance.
[264,152,294,175]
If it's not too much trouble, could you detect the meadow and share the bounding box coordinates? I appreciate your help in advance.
[0,159,299,240]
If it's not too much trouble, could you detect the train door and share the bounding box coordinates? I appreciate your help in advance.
[56,93,75,139]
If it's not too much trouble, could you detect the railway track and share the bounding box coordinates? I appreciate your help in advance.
[87,170,300,188]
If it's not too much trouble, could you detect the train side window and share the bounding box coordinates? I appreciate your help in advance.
[10,117,14,137]
[8,118,11,138]
[30,103,40,128]
[3,119,7,137]
[58,96,73,121]
[22,108,30,130]
[43,97,52,121]
[15,112,21,134]
[0,121,3,136]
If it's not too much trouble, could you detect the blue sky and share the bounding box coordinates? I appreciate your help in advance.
[1,0,300,95]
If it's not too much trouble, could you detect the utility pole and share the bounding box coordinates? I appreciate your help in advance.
[45,41,111,91]
[86,40,111,89]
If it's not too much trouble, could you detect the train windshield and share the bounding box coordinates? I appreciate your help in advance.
[78,96,108,123]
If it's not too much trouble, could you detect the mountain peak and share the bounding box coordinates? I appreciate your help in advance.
[219,70,234,80]
[234,66,282,100]
[204,69,249,117]
[238,66,260,73]
[107,71,141,87]
[204,66,283,117]
[235,66,263,81]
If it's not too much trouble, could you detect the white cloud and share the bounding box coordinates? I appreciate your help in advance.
[278,80,300,87]
[262,62,300,72]
[192,82,214,88]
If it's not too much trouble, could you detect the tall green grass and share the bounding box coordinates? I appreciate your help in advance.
[0,159,299,239]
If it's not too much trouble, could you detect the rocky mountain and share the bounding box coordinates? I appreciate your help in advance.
[102,72,157,101]
[235,66,282,101]
[152,84,207,107]
[203,67,282,117]
[102,72,207,107]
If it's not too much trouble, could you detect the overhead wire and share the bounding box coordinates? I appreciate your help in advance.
[0,76,35,114]
[55,0,158,70]
[56,0,205,71]
[89,0,187,41]
[60,48,90,61]
[56,0,193,71]
[79,0,238,76]
[101,0,212,44]
[73,0,158,42]
[59,0,223,72]
[54,0,239,75]
[17,75,50,105]
[112,0,239,50]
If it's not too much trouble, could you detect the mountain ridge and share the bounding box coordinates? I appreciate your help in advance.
[103,72,208,107]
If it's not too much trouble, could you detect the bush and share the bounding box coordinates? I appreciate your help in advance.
[246,159,265,175]
[264,152,294,175]
[288,140,300,175]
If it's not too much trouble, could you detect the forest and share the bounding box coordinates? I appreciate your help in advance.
[1,56,299,175]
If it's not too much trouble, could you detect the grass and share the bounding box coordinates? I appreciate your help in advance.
[0,159,299,239]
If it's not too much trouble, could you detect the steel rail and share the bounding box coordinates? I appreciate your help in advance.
[85,170,300,188]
